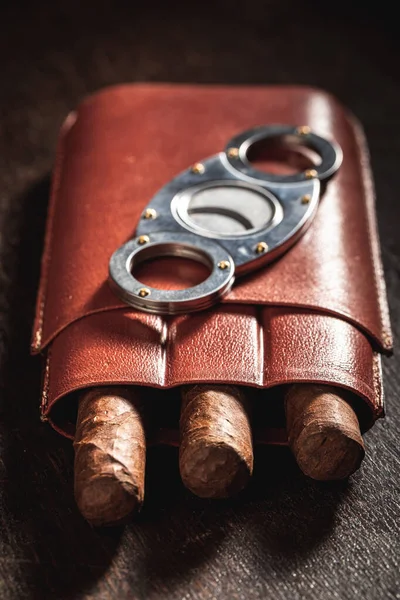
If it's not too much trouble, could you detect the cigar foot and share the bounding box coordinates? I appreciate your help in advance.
[179,385,253,498]
[285,384,365,481]
[293,423,364,480]
[74,387,146,526]
[76,473,140,527]
[180,441,251,498]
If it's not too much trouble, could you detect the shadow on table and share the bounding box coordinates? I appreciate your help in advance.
[0,176,124,599]
[0,176,348,600]
[135,443,348,597]
[247,445,350,557]
[0,175,228,600]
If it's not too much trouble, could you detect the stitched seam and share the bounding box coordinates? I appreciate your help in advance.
[40,347,52,418]
[34,142,65,349]
[350,114,393,350]
[372,352,384,415]
[32,115,75,352]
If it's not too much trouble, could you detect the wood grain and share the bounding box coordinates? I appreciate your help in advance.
[0,1,399,599]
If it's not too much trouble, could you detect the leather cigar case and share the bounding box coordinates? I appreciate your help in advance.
[31,84,393,443]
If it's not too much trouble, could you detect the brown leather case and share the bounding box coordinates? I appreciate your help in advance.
[31,84,392,442]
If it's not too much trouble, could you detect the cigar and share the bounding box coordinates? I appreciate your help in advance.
[285,384,365,480]
[73,386,146,526]
[179,384,253,498]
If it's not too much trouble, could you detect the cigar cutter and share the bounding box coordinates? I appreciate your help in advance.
[109,125,342,315]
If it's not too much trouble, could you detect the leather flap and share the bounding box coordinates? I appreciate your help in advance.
[42,305,383,438]
[31,84,390,439]
[31,84,392,355]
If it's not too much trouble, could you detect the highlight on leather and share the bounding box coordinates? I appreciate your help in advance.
[31,84,390,446]
[32,84,391,353]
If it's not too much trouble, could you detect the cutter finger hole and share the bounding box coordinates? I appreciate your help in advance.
[246,134,322,176]
[109,232,235,315]
[131,245,212,291]
[226,125,342,183]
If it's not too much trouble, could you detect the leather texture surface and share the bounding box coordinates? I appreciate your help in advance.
[31,84,390,439]
[32,84,392,353]
[42,305,383,438]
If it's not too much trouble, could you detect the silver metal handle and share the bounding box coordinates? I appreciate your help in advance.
[109,124,342,315]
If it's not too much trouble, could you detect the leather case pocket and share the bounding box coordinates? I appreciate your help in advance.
[31,84,392,441]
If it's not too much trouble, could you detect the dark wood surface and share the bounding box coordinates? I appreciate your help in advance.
[0,2,399,598]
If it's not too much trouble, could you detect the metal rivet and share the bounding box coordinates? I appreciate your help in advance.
[218,260,231,270]
[305,169,318,179]
[296,125,311,135]
[137,235,150,245]
[143,208,157,220]
[227,147,239,159]
[191,162,205,174]
[138,288,151,297]
[301,194,312,204]
[255,242,268,254]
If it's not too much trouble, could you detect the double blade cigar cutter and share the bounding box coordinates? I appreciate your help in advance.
[109,125,342,315]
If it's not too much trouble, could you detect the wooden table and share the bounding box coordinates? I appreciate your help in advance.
[0,2,398,598]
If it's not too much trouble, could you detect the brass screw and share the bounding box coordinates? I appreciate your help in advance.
[227,147,239,159]
[305,169,318,179]
[296,125,311,135]
[143,208,157,220]
[137,235,150,245]
[255,241,268,254]
[383,331,392,347]
[138,288,151,297]
[218,260,231,270]
[301,194,312,204]
[191,162,205,174]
